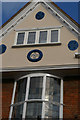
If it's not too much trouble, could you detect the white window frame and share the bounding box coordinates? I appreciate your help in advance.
[9,73,63,119]
[14,31,26,45]
[14,28,60,46]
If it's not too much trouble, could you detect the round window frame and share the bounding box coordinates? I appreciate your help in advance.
[27,49,43,62]
[0,44,7,54]
[35,11,45,20]
[68,40,78,51]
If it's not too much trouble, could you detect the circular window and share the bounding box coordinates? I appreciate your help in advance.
[68,40,78,51]
[0,44,7,54]
[27,49,43,62]
[35,11,45,20]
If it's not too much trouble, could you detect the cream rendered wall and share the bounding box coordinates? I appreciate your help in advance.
[1,4,78,69]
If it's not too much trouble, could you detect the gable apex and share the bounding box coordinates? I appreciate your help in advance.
[0,1,79,39]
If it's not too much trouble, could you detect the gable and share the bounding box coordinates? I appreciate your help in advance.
[1,1,79,38]
[0,1,79,70]
[15,4,62,30]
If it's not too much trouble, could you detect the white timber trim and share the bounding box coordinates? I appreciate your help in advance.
[9,81,17,119]
[1,64,80,72]
[59,79,63,119]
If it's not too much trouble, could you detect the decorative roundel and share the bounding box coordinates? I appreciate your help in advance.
[35,11,45,20]
[68,40,78,51]
[0,44,7,54]
[27,49,43,62]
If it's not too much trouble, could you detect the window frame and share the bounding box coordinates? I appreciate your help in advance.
[14,28,60,46]
[9,73,63,119]
[14,31,26,45]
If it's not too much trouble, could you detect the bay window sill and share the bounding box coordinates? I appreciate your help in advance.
[12,42,61,48]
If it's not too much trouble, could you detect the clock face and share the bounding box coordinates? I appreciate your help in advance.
[27,49,43,62]
[0,44,7,54]
[68,40,78,51]
[35,11,45,20]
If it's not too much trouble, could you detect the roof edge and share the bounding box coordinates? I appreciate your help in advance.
[0,1,31,29]
[50,1,79,27]
[0,1,79,29]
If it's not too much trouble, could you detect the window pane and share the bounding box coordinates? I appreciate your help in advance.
[12,104,23,119]
[14,78,27,103]
[45,77,54,102]
[45,103,59,118]
[51,30,58,42]
[28,77,43,99]
[17,33,25,44]
[27,32,36,44]
[53,79,60,102]
[45,77,60,118]
[26,102,42,119]
[39,31,47,43]
[45,77,60,102]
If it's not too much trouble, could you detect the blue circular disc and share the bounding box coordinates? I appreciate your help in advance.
[27,49,43,62]
[0,44,7,54]
[35,11,45,20]
[68,40,78,51]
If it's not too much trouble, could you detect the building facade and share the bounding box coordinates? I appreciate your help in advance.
[1,0,80,119]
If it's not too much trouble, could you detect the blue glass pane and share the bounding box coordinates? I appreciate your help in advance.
[68,40,78,51]
[0,44,7,54]
[35,11,45,20]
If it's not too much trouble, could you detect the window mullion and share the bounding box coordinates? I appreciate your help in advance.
[14,32,18,45]
[25,32,28,44]
[9,81,17,119]
[22,77,30,118]
[47,30,51,43]
[42,75,46,118]
[58,29,60,43]
[23,32,26,44]
[59,79,63,118]
[35,31,39,44]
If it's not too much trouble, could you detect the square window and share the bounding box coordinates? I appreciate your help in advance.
[27,32,36,44]
[17,33,25,44]
[51,30,58,42]
[39,31,47,43]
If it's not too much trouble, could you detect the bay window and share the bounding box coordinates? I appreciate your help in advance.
[9,73,63,119]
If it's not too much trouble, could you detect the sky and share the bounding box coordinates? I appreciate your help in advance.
[0,1,79,27]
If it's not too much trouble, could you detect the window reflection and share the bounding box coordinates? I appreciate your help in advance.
[45,77,54,101]
[45,103,59,118]
[53,79,60,102]
[45,77,60,118]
